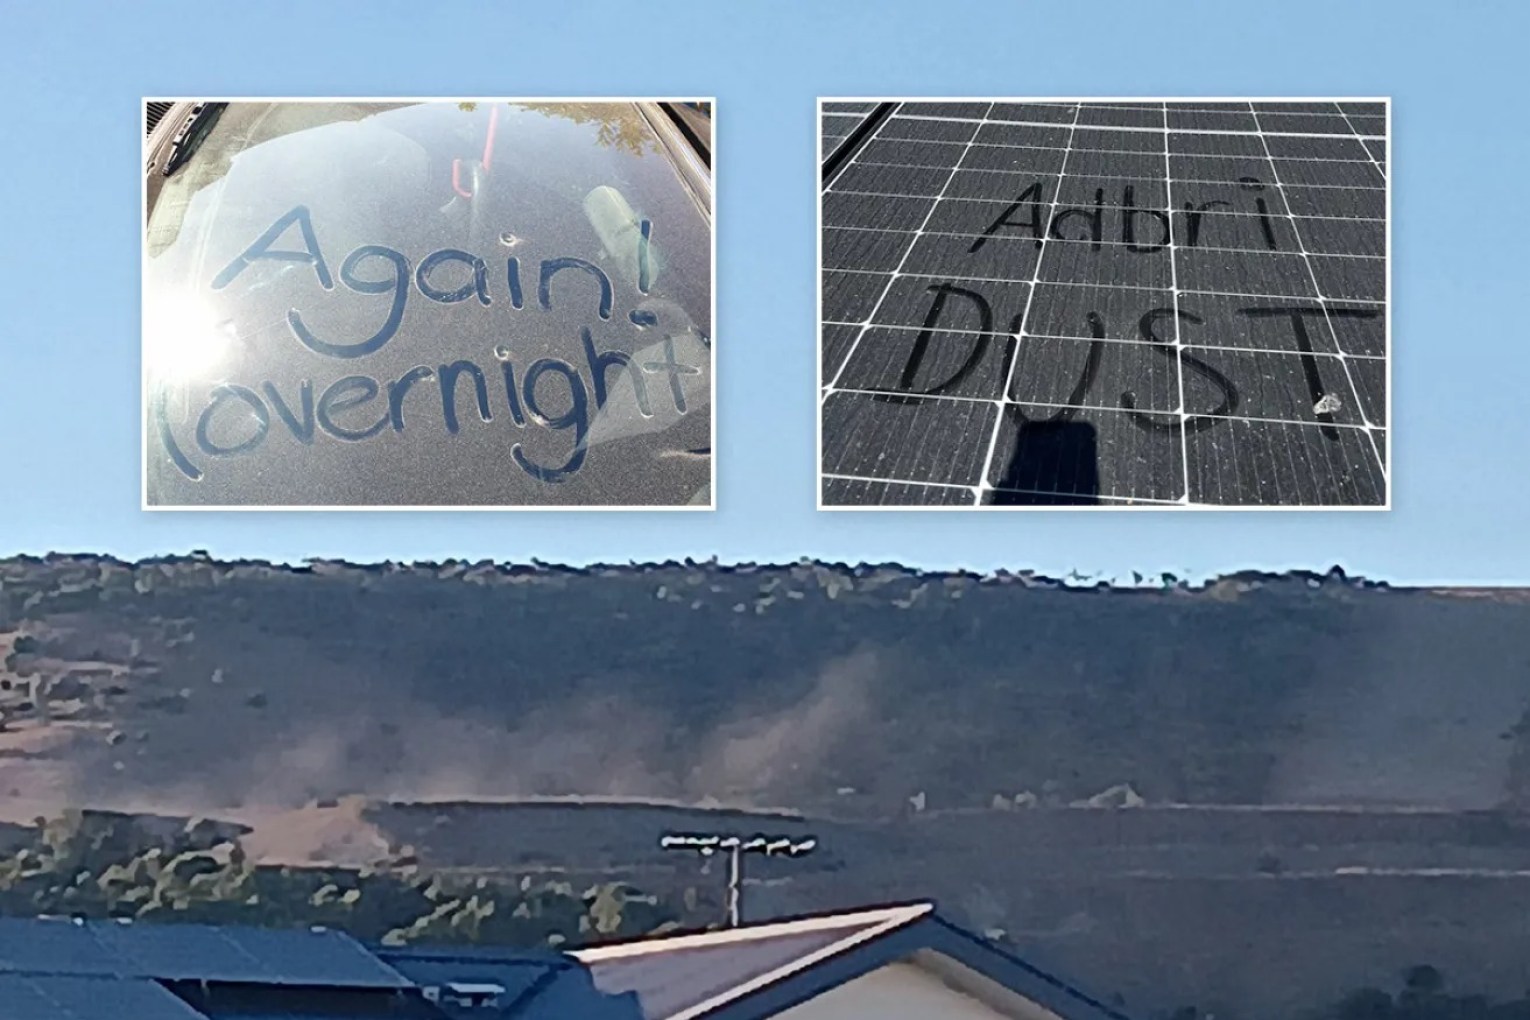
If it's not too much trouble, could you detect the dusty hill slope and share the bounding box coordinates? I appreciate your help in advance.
[0,554,1526,817]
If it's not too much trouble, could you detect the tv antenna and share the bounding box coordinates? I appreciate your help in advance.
[659,832,817,928]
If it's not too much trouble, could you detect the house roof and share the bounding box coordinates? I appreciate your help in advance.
[0,916,614,1019]
[0,904,1130,1020]
[572,902,1134,1020]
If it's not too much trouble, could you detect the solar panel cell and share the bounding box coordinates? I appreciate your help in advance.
[1259,112,1358,134]
[1271,158,1385,189]
[824,228,916,272]
[1348,357,1387,426]
[988,103,1077,124]
[1006,335,1179,413]
[1069,128,1169,154]
[858,138,968,169]
[1175,250,1318,298]
[1078,105,1161,128]
[1264,134,1372,160]
[1167,108,1259,132]
[824,191,937,230]
[1037,240,1173,289]
[870,276,1033,333]
[1308,254,1386,300]
[839,328,1012,399]
[879,116,981,143]
[823,270,893,323]
[822,324,861,377]
[1023,283,1176,341]
[901,232,1042,282]
[822,391,997,486]
[1169,132,1270,157]
[958,144,1069,174]
[985,405,1186,502]
[1181,348,1367,427]
[1293,217,1385,257]
[1053,175,1170,209]
[833,161,955,196]
[1184,418,1384,505]
[1252,102,1342,115]
[824,477,977,504]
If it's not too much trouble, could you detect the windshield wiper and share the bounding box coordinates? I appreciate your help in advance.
[162,102,227,177]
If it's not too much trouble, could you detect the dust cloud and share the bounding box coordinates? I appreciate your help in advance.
[13,651,885,818]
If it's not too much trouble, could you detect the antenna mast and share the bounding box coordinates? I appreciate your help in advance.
[659,832,817,927]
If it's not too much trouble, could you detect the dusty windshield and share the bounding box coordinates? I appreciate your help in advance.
[144,101,712,507]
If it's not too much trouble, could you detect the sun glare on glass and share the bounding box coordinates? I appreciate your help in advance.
[145,293,237,384]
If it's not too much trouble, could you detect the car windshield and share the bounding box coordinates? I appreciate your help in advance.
[144,101,712,507]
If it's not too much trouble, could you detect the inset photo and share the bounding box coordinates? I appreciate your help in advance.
[818,98,1388,508]
[144,99,714,508]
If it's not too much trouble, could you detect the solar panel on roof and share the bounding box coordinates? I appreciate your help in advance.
[0,973,205,1020]
[818,99,1388,507]
[96,921,412,988]
[0,917,409,989]
[0,917,131,977]
[216,925,412,988]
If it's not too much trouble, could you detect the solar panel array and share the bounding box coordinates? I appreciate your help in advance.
[819,100,1388,507]
[0,973,206,1020]
[0,917,411,989]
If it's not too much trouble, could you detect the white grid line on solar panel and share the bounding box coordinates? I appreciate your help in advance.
[830,144,1384,190]
[847,137,1384,166]
[886,112,1385,142]
[974,103,1084,495]
[822,473,979,495]
[821,383,1380,433]
[1247,102,1386,477]
[1158,103,1193,498]
[822,318,1387,358]
[821,472,1183,506]
[898,101,1374,115]
[827,169,1384,192]
[822,228,1385,264]
[847,145,1386,167]
[821,267,1388,302]
[863,131,1389,163]
[845,140,1386,180]
[823,102,993,392]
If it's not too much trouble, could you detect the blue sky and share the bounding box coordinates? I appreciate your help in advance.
[0,0,1526,583]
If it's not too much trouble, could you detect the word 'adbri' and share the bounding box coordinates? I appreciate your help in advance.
[969,177,1281,253]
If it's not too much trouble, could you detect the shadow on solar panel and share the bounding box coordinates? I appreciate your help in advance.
[818,98,1388,508]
